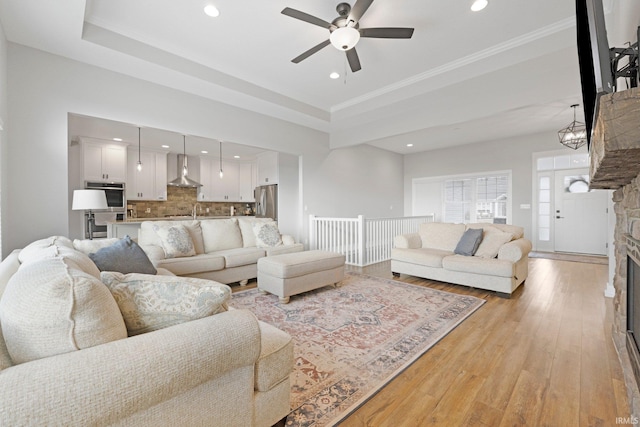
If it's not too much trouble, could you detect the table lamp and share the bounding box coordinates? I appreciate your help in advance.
[72,189,108,240]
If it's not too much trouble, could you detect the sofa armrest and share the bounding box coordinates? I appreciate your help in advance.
[281,234,296,246]
[394,233,422,249]
[497,238,532,262]
[0,309,261,426]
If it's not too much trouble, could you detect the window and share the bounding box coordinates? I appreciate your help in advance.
[443,172,510,224]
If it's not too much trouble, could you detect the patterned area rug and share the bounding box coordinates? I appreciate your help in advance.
[229,272,485,427]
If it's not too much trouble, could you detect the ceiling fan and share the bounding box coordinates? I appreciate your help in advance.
[281,0,414,73]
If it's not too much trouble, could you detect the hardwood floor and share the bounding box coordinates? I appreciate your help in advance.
[329,259,630,426]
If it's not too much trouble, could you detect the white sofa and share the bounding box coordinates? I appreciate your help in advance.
[0,236,293,426]
[391,222,532,297]
[138,217,304,285]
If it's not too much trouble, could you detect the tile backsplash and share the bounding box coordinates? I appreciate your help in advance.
[127,186,255,218]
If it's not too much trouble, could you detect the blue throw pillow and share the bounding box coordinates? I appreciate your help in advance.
[454,228,484,256]
[89,235,157,275]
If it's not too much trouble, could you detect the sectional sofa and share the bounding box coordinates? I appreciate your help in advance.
[0,235,293,426]
[137,217,304,285]
[391,222,532,297]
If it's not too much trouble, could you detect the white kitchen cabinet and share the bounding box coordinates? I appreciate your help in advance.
[199,158,253,202]
[126,148,168,201]
[238,162,256,202]
[82,139,127,182]
[256,151,278,185]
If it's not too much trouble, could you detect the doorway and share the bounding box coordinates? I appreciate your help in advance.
[553,169,608,255]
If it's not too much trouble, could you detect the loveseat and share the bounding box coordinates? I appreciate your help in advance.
[391,222,532,297]
[138,217,304,285]
[0,235,293,426]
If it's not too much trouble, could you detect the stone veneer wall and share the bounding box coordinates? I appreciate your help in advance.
[612,175,640,415]
[128,186,254,219]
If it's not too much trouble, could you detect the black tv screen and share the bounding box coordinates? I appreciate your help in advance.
[576,0,614,148]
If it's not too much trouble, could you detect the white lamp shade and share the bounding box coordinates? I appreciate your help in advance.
[330,27,360,51]
[72,190,108,210]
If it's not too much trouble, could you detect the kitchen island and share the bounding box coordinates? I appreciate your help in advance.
[107,216,253,239]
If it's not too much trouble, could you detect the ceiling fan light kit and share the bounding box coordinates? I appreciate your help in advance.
[282,0,414,73]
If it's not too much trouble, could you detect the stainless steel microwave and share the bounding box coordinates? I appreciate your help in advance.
[84,181,126,211]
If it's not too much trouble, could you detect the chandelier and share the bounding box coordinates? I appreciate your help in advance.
[558,104,588,150]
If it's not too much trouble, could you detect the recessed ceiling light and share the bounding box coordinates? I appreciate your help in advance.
[201,150,208,154]
[471,0,488,11]
[407,144,414,147]
[329,72,340,79]
[113,137,123,142]
[234,155,240,159]
[161,145,170,148]
[204,4,220,17]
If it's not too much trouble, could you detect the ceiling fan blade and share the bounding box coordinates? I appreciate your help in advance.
[346,48,362,72]
[347,0,373,25]
[359,27,415,39]
[281,7,333,29]
[292,39,331,63]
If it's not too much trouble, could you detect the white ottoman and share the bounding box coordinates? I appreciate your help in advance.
[257,250,346,303]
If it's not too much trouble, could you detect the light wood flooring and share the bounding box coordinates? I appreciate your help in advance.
[332,258,630,426]
[244,257,630,426]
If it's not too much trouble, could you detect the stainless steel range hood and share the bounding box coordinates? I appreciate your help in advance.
[168,137,202,188]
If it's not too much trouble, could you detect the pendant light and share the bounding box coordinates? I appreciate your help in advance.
[136,127,143,172]
[219,140,224,179]
[558,104,587,150]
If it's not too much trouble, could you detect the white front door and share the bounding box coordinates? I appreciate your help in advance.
[554,169,608,255]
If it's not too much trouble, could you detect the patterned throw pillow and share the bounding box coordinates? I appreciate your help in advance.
[153,224,196,258]
[100,272,231,336]
[253,221,283,248]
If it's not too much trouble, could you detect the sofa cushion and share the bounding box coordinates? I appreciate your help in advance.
[201,219,243,253]
[155,253,226,276]
[0,327,12,371]
[0,257,127,364]
[474,226,514,259]
[73,238,120,255]
[454,228,483,256]
[390,247,452,268]
[467,223,523,240]
[238,217,273,248]
[255,320,294,392]
[140,221,205,254]
[254,221,283,248]
[89,236,157,275]
[100,272,231,336]
[153,224,196,258]
[442,254,514,278]
[418,223,466,251]
[209,248,266,268]
[17,236,74,264]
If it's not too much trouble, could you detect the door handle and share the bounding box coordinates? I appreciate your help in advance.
[556,216,564,219]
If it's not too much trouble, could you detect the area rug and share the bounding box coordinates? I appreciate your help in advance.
[229,272,485,427]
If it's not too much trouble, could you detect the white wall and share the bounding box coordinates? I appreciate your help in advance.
[403,131,562,240]
[4,43,405,255]
[0,22,6,257]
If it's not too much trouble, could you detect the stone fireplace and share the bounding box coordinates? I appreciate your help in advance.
[591,87,640,415]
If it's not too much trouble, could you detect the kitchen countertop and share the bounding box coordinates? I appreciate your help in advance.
[108,215,254,224]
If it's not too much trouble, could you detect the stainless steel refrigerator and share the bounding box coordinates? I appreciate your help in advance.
[254,184,278,221]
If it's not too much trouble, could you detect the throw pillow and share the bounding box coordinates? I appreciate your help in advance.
[89,235,157,275]
[454,228,484,256]
[254,221,283,248]
[0,257,127,364]
[474,227,514,258]
[73,238,120,255]
[100,272,232,336]
[153,224,196,258]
